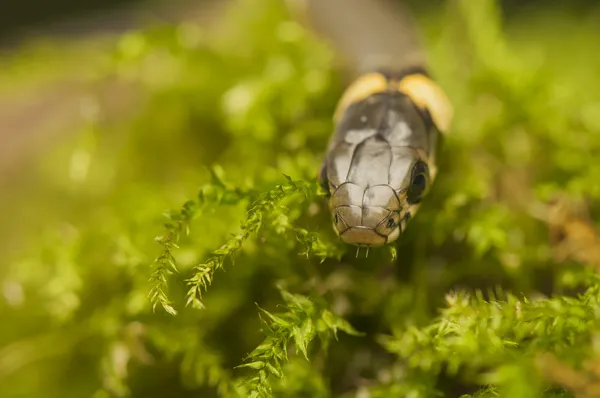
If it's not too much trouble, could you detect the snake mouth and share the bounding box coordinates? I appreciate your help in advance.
[339,226,387,246]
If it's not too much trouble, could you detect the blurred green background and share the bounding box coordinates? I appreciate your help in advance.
[2,0,600,397]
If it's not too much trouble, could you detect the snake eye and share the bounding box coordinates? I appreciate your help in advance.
[407,160,429,204]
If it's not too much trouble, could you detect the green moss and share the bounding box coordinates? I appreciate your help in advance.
[3,0,600,397]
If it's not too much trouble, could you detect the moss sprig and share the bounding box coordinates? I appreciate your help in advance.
[379,280,600,395]
[267,200,345,262]
[186,176,317,310]
[237,287,362,397]
[150,166,255,315]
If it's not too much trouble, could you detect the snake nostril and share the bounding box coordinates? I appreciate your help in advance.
[334,214,339,224]
[386,217,395,228]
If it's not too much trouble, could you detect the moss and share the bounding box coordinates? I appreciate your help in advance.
[3,0,600,397]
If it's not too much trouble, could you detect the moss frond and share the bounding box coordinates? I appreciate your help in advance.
[5,0,600,397]
[237,287,361,397]
[186,176,330,310]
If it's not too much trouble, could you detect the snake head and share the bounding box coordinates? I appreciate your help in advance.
[318,71,441,248]
[320,153,430,247]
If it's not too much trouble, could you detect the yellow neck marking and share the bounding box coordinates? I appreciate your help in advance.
[333,72,453,134]
[334,72,388,122]
[395,74,453,133]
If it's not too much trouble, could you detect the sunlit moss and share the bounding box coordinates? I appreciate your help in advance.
[2,0,600,397]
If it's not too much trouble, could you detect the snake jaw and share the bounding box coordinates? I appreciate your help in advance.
[339,226,388,246]
[386,225,401,244]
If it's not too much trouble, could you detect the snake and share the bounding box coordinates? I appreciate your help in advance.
[290,0,454,248]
